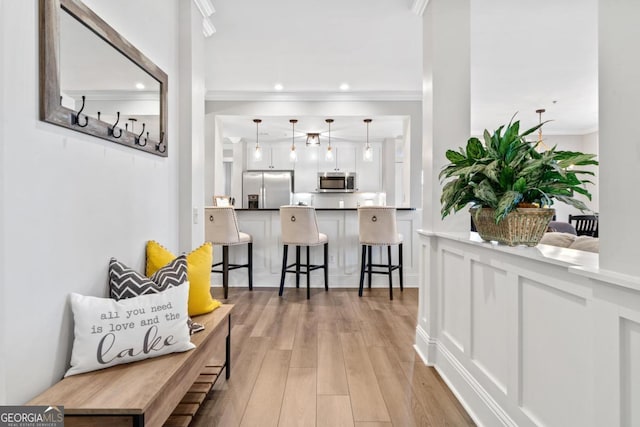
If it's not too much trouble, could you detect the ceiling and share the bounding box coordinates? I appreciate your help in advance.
[219,116,406,145]
[205,0,598,138]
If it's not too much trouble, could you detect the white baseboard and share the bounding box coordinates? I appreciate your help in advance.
[414,326,517,427]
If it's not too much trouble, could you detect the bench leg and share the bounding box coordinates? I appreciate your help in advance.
[133,414,144,427]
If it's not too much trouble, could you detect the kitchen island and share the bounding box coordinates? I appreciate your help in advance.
[210,208,421,289]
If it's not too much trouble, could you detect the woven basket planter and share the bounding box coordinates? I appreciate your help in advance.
[470,207,555,247]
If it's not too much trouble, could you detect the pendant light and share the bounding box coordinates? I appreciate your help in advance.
[289,119,298,162]
[363,118,373,162]
[306,133,320,146]
[325,119,334,161]
[535,109,549,151]
[253,118,262,160]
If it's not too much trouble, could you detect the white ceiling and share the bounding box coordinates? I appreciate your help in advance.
[205,0,598,138]
[219,115,406,145]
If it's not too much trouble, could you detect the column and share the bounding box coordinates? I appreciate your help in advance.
[422,0,471,233]
[599,0,640,276]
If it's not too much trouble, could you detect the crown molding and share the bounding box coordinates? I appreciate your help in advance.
[205,90,423,102]
[410,0,429,16]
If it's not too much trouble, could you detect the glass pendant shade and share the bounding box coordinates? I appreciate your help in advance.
[363,145,373,162]
[325,145,334,161]
[289,146,297,162]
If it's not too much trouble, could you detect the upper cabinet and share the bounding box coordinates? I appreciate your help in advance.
[356,142,382,192]
[295,146,319,192]
[319,144,356,173]
[247,144,294,170]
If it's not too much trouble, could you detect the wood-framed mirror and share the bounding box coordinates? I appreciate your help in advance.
[40,0,168,157]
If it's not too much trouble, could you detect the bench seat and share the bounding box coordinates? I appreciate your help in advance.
[28,304,233,427]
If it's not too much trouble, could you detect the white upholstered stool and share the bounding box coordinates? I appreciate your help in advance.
[279,206,329,299]
[358,206,403,300]
[205,207,253,299]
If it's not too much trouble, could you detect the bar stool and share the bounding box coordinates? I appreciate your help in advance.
[358,206,403,300]
[279,206,329,299]
[204,207,253,299]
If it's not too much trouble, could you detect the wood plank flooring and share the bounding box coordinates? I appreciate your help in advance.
[192,288,475,427]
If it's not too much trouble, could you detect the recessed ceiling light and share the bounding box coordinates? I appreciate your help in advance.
[135,82,145,90]
[274,83,284,91]
[339,83,350,91]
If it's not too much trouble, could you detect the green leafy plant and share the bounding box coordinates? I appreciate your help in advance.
[440,116,598,223]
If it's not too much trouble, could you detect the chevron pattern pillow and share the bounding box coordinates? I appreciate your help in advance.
[109,256,187,300]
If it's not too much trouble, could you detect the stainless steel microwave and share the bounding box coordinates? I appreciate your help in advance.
[317,172,356,192]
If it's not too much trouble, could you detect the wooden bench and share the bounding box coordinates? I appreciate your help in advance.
[28,305,233,427]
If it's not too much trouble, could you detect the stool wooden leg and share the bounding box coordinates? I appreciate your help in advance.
[279,245,288,297]
[295,246,301,288]
[323,243,329,291]
[248,242,253,291]
[399,243,404,292]
[387,245,393,301]
[223,245,229,299]
[306,246,311,299]
[359,245,366,297]
[367,245,373,288]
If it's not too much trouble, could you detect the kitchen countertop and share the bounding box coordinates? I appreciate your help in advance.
[235,207,417,211]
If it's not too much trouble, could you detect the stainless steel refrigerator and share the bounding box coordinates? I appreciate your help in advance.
[242,170,293,209]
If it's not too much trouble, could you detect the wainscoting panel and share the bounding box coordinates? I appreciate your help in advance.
[441,249,467,353]
[621,317,640,427]
[519,277,593,427]
[470,260,508,394]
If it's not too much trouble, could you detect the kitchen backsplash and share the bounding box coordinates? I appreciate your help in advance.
[292,192,387,208]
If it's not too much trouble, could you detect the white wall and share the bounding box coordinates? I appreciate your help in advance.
[0,0,6,405]
[0,0,180,404]
[204,100,422,209]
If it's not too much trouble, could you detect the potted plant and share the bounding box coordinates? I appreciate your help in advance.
[440,116,598,246]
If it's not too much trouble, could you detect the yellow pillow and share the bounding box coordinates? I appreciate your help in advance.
[146,241,221,316]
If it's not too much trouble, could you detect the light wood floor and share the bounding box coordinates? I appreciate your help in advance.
[193,287,475,427]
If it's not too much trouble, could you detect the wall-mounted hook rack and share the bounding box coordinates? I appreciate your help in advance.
[72,95,88,127]
[156,132,166,153]
[135,123,147,146]
[109,112,122,138]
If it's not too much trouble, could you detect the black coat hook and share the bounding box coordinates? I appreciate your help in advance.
[135,123,147,146]
[72,95,88,127]
[156,132,166,153]
[109,112,122,138]
[97,111,101,121]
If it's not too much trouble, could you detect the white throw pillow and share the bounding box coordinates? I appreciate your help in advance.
[539,232,577,248]
[569,236,600,253]
[66,283,195,377]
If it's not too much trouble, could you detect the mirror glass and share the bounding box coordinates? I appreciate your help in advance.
[59,10,161,141]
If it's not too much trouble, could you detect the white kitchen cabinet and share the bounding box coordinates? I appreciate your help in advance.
[356,142,382,192]
[319,144,356,173]
[247,144,295,170]
[294,145,319,192]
